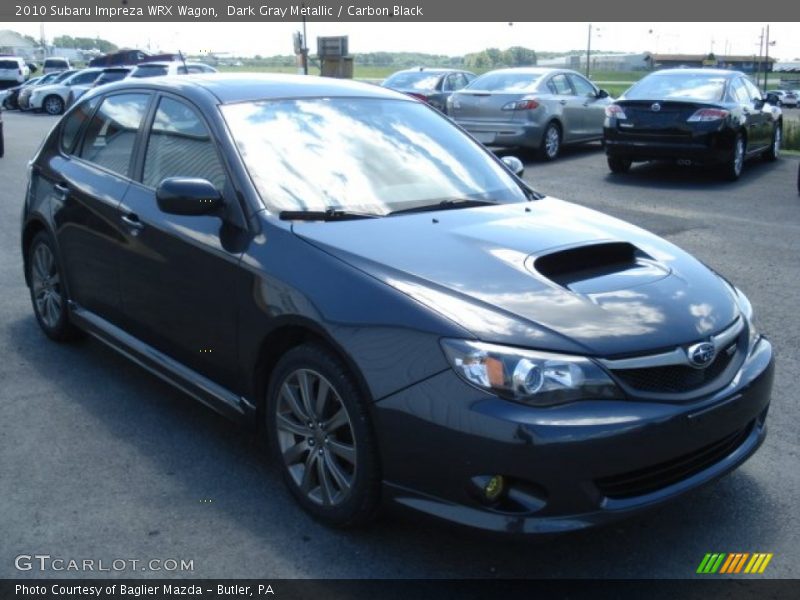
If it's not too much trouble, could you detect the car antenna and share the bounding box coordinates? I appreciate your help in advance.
[178,49,188,73]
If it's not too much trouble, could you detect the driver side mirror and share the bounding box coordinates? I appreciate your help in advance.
[764,93,779,106]
[597,89,610,99]
[501,156,525,178]
[156,177,223,216]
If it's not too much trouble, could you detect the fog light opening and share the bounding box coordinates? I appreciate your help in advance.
[484,475,506,502]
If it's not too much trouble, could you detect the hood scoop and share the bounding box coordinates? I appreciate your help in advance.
[529,241,671,294]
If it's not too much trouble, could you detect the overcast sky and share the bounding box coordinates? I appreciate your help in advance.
[4,22,800,61]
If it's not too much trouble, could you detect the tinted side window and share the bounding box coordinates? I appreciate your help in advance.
[79,93,149,177]
[730,79,750,105]
[142,97,226,190]
[548,74,574,95]
[742,78,762,102]
[568,74,596,96]
[60,97,100,154]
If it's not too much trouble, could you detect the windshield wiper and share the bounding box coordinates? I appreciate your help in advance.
[279,208,380,222]
[387,198,497,216]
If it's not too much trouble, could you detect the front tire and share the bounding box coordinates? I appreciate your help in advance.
[721,133,745,181]
[43,95,64,116]
[607,155,632,173]
[539,122,562,161]
[266,344,380,528]
[26,231,81,342]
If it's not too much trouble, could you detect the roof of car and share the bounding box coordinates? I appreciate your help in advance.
[391,67,467,74]
[648,68,744,77]
[97,73,408,104]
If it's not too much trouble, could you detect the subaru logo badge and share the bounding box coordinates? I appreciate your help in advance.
[651,102,661,112]
[687,342,716,368]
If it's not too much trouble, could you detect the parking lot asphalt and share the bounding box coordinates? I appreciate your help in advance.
[1,110,798,579]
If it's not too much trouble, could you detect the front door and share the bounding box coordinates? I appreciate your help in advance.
[116,95,246,392]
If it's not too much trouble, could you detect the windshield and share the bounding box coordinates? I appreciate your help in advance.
[466,72,543,92]
[222,98,527,216]
[625,73,727,102]
[383,72,442,90]
[52,70,77,83]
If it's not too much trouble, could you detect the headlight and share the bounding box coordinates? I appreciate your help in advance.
[733,287,760,350]
[440,339,622,406]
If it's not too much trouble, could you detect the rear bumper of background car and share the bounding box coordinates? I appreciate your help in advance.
[375,338,774,535]
[455,119,545,148]
[604,127,735,163]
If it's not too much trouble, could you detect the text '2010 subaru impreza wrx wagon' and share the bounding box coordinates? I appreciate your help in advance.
[22,74,773,534]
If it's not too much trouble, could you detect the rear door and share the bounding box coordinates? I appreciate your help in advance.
[546,73,585,141]
[52,92,152,324]
[741,78,771,150]
[116,94,246,391]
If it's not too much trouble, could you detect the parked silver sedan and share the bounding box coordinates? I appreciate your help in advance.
[447,67,613,160]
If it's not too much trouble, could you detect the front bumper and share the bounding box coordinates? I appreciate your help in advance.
[375,338,773,535]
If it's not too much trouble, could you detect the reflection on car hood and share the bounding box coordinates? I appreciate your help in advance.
[293,198,739,357]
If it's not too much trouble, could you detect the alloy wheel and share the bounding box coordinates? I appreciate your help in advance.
[44,96,63,115]
[275,368,357,507]
[31,243,63,329]
[544,125,561,159]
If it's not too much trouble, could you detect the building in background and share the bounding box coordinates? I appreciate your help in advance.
[0,29,37,61]
[647,54,775,73]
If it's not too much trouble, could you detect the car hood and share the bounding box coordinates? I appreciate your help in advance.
[292,198,740,357]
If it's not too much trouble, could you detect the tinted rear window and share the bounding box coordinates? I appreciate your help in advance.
[383,72,442,90]
[625,73,727,102]
[45,59,69,67]
[466,72,542,92]
[131,65,168,78]
[0,60,19,69]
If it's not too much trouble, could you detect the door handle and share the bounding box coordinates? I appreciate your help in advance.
[559,99,568,105]
[53,183,69,201]
[121,213,144,232]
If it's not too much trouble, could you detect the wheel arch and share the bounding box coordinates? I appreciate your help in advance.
[252,318,376,433]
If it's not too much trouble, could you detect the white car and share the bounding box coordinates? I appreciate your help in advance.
[0,56,30,87]
[43,57,71,74]
[29,68,103,115]
[766,90,798,108]
[129,61,217,78]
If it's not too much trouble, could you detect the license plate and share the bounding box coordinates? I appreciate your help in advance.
[473,132,497,144]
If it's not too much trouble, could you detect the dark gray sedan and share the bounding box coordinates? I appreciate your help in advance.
[382,67,476,113]
[447,67,613,159]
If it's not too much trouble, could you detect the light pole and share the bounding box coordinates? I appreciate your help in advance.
[764,25,775,91]
[586,24,600,78]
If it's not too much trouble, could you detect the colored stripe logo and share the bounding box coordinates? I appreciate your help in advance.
[697,553,773,574]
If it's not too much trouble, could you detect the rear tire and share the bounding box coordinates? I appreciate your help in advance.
[266,343,381,528]
[763,124,781,161]
[26,231,81,342]
[539,122,562,161]
[607,155,632,174]
[721,133,745,181]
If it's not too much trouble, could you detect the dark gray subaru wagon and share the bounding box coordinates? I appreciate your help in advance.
[21,74,773,534]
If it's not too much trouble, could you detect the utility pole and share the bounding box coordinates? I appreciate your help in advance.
[763,24,770,91]
[756,28,764,88]
[302,4,308,75]
[586,23,592,78]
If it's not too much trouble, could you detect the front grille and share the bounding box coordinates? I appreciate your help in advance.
[595,422,754,500]
[611,338,739,395]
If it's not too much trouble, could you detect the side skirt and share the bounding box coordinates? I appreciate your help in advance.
[70,303,255,425]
